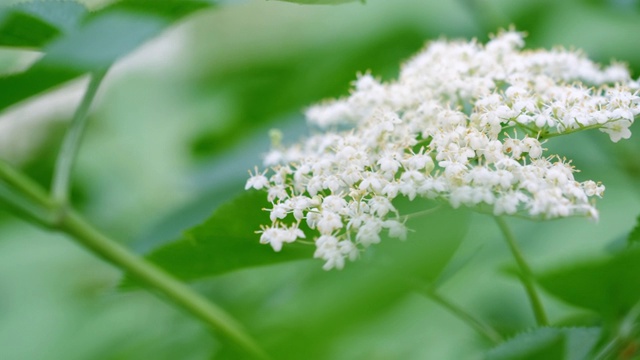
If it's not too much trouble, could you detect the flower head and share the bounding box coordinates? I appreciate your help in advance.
[246,30,639,270]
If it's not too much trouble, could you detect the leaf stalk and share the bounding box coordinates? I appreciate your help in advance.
[52,70,107,205]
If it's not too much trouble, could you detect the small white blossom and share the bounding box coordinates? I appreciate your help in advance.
[269,203,289,222]
[356,217,383,246]
[378,155,401,176]
[259,225,304,252]
[383,219,408,240]
[316,211,343,234]
[369,196,395,217]
[245,168,269,190]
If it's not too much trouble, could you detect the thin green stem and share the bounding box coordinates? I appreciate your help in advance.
[52,70,107,205]
[538,116,638,140]
[539,123,604,140]
[404,204,442,220]
[494,216,548,326]
[510,122,540,137]
[0,159,269,359]
[0,159,54,209]
[58,210,269,359]
[424,287,503,344]
[0,182,52,227]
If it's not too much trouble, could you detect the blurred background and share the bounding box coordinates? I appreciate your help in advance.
[0,0,640,358]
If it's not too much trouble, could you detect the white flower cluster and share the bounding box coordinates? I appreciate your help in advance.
[246,30,640,270]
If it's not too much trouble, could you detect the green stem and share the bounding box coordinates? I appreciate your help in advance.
[494,216,548,326]
[511,122,540,137]
[539,123,604,140]
[0,159,54,209]
[425,288,503,344]
[538,116,639,140]
[0,160,268,359]
[52,70,107,205]
[404,205,442,220]
[58,210,269,359]
[0,182,52,227]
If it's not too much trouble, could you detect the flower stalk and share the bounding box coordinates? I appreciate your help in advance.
[494,216,548,326]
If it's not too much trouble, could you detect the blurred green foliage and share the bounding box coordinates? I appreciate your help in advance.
[628,215,640,247]
[1,0,640,359]
[538,247,640,320]
[486,327,601,360]
[0,0,211,111]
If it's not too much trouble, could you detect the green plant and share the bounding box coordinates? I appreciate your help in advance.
[1,1,640,359]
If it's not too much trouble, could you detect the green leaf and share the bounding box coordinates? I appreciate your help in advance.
[627,215,640,247]
[127,193,469,290]
[537,247,640,319]
[253,201,470,359]
[0,1,87,48]
[486,327,601,360]
[129,193,469,358]
[0,0,212,112]
[126,192,468,358]
[433,244,483,288]
[43,11,168,71]
[124,190,314,286]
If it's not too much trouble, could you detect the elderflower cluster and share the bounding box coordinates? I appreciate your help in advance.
[245,30,640,270]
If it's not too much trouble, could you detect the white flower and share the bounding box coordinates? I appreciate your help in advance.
[378,155,401,175]
[313,235,343,270]
[316,211,343,234]
[383,219,408,240]
[322,195,348,213]
[245,168,269,190]
[259,225,303,252]
[269,203,290,222]
[267,184,288,202]
[247,29,638,270]
[356,217,383,246]
[369,196,395,217]
[289,195,314,221]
